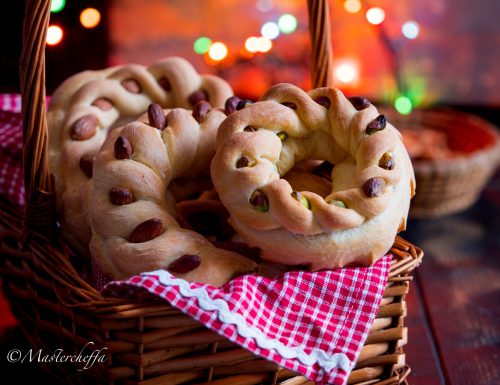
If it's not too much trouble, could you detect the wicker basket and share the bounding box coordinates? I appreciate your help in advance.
[384,108,500,219]
[0,1,423,384]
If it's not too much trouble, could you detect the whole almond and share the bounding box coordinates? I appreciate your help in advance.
[347,96,370,111]
[71,115,98,140]
[313,96,331,109]
[167,254,201,274]
[91,98,113,111]
[109,188,135,205]
[224,96,241,115]
[192,101,211,123]
[121,79,142,93]
[188,90,208,106]
[363,177,386,197]
[148,103,167,130]
[114,136,133,159]
[366,115,387,135]
[79,155,94,178]
[128,218,164,243]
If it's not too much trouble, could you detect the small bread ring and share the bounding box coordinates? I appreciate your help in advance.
[90,104,256,286]
[211,84,415,270]
[48,57,233,256]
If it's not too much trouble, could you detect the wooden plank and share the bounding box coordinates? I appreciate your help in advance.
[415,239,500,385]
[404,273,446,385]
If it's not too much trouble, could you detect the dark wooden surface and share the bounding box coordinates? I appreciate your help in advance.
[404,170,500,385]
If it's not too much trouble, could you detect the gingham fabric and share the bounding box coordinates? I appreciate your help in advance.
[0,94,24,206]
[0,93,392,385]
[104,257,391,384]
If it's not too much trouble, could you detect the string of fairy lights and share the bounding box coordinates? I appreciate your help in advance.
[46,0,102,46]
[45,0,421,115]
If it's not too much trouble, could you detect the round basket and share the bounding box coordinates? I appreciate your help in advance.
[0,0,423,384]
[385,108,500,218]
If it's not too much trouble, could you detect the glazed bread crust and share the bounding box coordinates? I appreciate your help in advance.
[48,57,233,256]
[211,84,415,270]
[90,107,256,286]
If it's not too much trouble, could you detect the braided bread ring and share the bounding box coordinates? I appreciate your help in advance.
[48,57,232,256]
[211,84,415,270]
[90,105,256,285]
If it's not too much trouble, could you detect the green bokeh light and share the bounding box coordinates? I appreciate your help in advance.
[394,96,413,115]
[278,14,297,34]
[193,37,212,55]
[51,0,66,13]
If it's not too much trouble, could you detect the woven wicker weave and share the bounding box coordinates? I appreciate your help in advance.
[385,108,500,218]
[0,0,423,384]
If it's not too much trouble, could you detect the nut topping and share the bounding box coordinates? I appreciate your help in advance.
[114,136,133,159]
[121,79,142,93]
[291,191,311,209]
[379,152,395,170]
[79,155,94,178]
[188,90,208,106]
[167,254,202,274]
[148,103,167,130]
[313,96,331,109]
[327,199,346,208]
[91,98,113,111]
[249,190,269,212]
[366,115,387,135]
[363,177,386,197]
[109,188,135,205]
[128,218,164,243]
[277,131,288,141]
[225,96,241,115]
[347,96,371,110]
[71,115,98,141]
[192,100,211,123]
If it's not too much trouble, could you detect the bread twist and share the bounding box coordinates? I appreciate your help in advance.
[47,57,232,256]
[90,104,257,285]
[211,84,415,270]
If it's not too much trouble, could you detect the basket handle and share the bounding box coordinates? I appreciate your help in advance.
[19,0,56,241]
[308,0,334,88]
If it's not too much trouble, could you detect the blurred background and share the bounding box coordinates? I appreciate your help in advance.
[2,0,499,116]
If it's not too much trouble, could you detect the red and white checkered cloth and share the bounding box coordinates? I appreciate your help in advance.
[0,94,24,206]
[0,93,392,385]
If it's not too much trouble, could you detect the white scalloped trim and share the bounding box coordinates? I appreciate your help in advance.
[143,270,352,373]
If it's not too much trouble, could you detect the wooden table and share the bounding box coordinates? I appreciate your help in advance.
[404,170,500,385]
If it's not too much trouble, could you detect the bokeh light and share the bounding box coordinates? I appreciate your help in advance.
[245,36,260,53]
[344,0,361,14]
[394,96,413,115]
[402,21,420,39]
[278,14,297,34]
[50,0,66,13]
[46,25,63,46]
[334,61,358,83]
[208,42,228,61]
[366,7,385,25]
[193,37,212,54]
[80,8,101,29]
[261,22,280,40]
[257,37,273,52]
